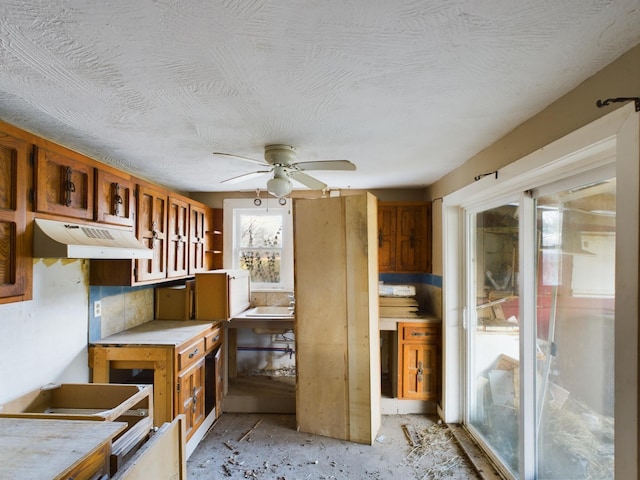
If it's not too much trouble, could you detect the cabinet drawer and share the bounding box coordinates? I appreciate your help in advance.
[177,338,205,371]
[204,326,222,353]
[402,325,439,342]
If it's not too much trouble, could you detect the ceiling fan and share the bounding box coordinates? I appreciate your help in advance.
[214,144,356,198]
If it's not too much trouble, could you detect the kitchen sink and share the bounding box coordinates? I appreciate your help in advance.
[243,306,294,318]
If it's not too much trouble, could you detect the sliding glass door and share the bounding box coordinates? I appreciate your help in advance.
[465,173,615,479]
[535,179,615,479]
[468,201,521,475]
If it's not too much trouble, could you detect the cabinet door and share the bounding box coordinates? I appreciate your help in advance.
[177,358,205,441]
[188,203,209,275]
[94,168,135,227]
[401,343,438,400]
[0,132,31,303]
[136,184,167,282]
[396,205,429,272]
[34,147,94,220]
[377,205,396,272]
[167,196,189,278]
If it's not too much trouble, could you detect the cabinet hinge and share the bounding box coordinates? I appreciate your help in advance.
[28,188,35,203]
[176,382,180,392]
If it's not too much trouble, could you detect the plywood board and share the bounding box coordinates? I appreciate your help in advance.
[111,415,186,479]
[294,194,380,444]
[0,417,125,479]
[294,196,349,440]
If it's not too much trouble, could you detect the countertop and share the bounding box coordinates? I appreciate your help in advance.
[91,320,216,346]
[379,314,441,331]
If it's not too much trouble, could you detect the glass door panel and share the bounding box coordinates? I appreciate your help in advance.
[535,179,615,479]
[469,203,520,475]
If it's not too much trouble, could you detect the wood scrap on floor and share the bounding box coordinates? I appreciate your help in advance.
[238,418,262,442]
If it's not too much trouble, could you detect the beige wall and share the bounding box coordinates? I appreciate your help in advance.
[191,188,427,208]
[428,43,640,275]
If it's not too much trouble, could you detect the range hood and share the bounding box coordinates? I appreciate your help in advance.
[34,218,153,259]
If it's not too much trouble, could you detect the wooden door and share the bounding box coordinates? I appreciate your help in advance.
[177,359,205,441]
[377,205,396,272]
[94,168,135,227]
[136,184,167,282]
[294,193,380,444]
[0,132,31,303]
[167,196,189,278]
[34,147,94,220]
[188,203,209,274]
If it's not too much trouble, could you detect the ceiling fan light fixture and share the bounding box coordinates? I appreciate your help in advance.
[267,176,292,198]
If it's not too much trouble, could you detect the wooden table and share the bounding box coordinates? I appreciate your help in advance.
[0,417,126,479]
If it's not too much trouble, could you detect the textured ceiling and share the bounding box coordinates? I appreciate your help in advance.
[0,1,639,194]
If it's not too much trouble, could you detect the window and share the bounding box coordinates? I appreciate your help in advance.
[223,198,293,291]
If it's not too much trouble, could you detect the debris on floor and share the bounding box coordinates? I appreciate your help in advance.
[405,422,476,480]
[187,414,481,479]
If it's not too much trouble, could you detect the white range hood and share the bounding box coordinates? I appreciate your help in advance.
[34,218,153,259]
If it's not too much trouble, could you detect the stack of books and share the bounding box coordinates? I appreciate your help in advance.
[378,284,419,318]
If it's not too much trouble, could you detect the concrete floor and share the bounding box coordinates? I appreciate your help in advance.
[187,413,485,479]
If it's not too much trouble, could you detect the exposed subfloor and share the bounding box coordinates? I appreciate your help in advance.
[188,413,494,479]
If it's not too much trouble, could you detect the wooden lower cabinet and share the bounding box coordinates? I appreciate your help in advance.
[89,320,223,451]
[397,322,440,400]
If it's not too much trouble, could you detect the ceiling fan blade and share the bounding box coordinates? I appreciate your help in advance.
[213,152,268,166]
[294,160,356,171]
[221,170,270,184]
[289,170,327,190]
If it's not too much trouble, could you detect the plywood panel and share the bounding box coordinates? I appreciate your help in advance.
[294,196,348,439]
[294,194,380,444]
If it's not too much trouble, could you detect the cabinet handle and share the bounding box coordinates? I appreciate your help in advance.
[378,229,383,248]
[416,361,424,383]
[411,332,428,337]
[63,166,76,207]
[112,182,123,216]
[151,221,159,245]
[188,347,199,358]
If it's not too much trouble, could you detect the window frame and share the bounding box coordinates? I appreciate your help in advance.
[223,198,294,291]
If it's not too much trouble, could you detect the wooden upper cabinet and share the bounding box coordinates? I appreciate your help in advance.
[94,168,135,227]
[34,147,94,220]
[188,202,210,275]
[0,131,32,303]
[378,202,432,273]
[167,195,189,279]
[136,184,168,283]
